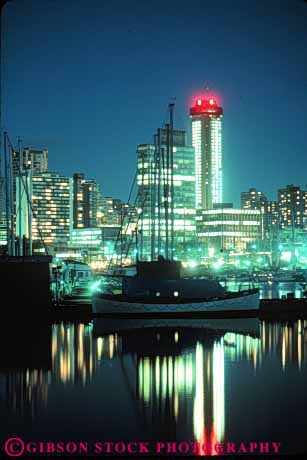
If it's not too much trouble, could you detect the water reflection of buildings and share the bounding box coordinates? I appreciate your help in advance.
[131,331,261,454]
[51,323,98,385]
[2,319,307,423]
[1,322,98,420]
[6,369,50,418]
[93,320,307,453]
[0,322,51,420]
[135,339,225,452]
[260,319,307,371]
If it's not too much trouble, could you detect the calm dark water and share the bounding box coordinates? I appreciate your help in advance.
[0,311,307,456]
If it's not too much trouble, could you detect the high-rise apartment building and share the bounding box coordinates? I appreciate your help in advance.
[97,196,121,226]
[264,200,279,239]
[137,128,196,260]
[241,188,267,211]
[32,172,73,247]
[73,173,99,228]
[278,184,307,230]
[190,96,223,209]
[241,188,268,239]
[0,177,4,213]
[12,147,48,177]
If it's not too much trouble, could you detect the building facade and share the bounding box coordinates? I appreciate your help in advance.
[0,212,6,248]
[73,173,99,228]
[278,184,307,230]
[137,128,196,260]
[190,96,223,209]
[196,204,261,253]
[241,188,268,239]
[32,172,73,247]
[0,177,3,213]
[12,147,48,177]
[241,188,267,211]
[264,200,279,240]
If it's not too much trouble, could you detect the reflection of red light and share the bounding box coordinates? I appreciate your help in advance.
[197,99,202,106]
[209,98,215,105]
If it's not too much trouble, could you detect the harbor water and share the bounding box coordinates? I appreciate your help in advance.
[0,300,307,456]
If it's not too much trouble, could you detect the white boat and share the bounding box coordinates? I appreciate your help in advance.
[93,289,259,315]
[92,259,260,315]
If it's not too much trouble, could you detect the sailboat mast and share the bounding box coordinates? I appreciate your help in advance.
[157,128,161,256]
[17,136,23,256]
[3,132,12,254]
[169,102,174,260]
[1,1,12,254]
[165,123,170,259]
[151,133,158,260]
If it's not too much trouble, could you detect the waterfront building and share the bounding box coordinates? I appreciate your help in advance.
[97,196,121,226]
[73,173,99,228]
[12,147,48,177]
[15,172,32,252]
[263,200,279,239]
[0,212,6,248]
[32,172,73,248]
[241,188,267,211]
[190,96,223,209]
[12,148,48,220]
[0,177,3,213]
[278,184,307,230]
[70,226,120,249]
[196,204,261,253]
[137,128,196,260]
[241,188,268,239]
[69,225,134,265]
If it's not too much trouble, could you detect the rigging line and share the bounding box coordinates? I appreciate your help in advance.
[122,187,150,263]
[106,168,138,270]
[6,134,49,255]
[122,162,156,263]
[112,183,145,267]
[107,104,172,269]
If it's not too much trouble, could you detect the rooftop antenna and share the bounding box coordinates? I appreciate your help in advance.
[204,82,210,95]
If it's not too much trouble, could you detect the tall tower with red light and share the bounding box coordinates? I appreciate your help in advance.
[190,96,223,209]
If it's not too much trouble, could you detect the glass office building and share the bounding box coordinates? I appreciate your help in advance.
[137,129,196,260]
[196,205,260,253]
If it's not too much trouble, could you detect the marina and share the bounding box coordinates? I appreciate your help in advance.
[0,0,307,456]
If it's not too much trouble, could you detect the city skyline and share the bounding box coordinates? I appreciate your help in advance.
[1,0,307,206]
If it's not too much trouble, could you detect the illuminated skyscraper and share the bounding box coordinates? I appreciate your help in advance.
[241,188,268,239]
[137,128,196,260]
[190,96,223,209]
[32,172,73,247]
[73,173,99,228]
[278,184,307,230]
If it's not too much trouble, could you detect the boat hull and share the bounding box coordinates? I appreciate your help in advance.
[92,289,259,315]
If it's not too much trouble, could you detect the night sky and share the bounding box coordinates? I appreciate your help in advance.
[2,0,307,205]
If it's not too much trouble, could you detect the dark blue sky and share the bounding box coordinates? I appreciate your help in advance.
[2,0,307,205]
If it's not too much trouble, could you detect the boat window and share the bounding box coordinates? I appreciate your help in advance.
[156,292,160,297]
